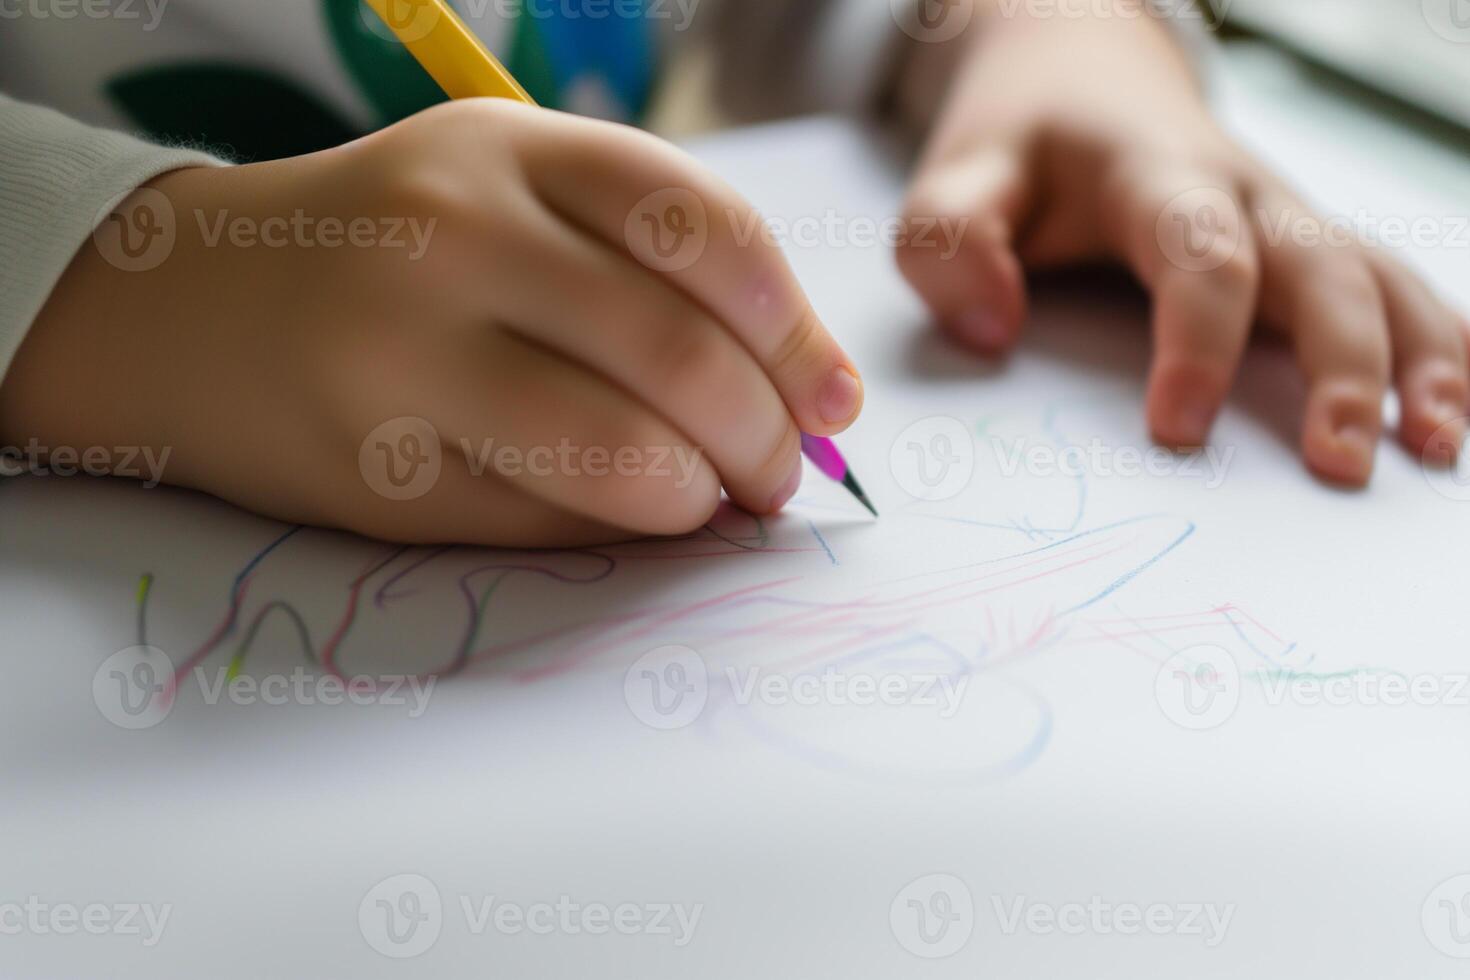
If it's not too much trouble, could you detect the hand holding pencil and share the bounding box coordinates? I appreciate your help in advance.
[12,8,868,549]
[362,0,876,516]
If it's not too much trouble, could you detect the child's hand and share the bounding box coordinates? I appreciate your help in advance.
[894,7,1469,485]
[0,100,863,545]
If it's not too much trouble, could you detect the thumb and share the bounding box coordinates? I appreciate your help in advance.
[896,142,1033,355]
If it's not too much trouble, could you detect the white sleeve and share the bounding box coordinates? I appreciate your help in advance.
[0,94,223,385]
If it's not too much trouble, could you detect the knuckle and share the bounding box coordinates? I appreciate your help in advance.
[1208,248,1261,294]
[901,203,997,260]
[371,114,519,226]
[1431,371,1470,404]
[1327,339,1393,388]
[377,164,480,240]
[646,308,722,394]
[1322,260,1384,313]
[430,95,531,134]
[1314,375,1387,411]
[1291,267,1394,383]
[609,125,723,204]
[770,307,825,381]
[1349,339,1394,385]
[1403,348,1470,396]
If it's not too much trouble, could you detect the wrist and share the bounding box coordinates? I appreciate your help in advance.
[890,0,1202,137]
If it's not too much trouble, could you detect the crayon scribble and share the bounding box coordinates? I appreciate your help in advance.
[133,409,1308,783]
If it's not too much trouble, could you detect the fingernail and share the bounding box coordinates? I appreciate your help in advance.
[1305,388,1380,485]
[1420,379,1464,420]
[954,309,1010,350]
[1169,392,1217,447]
[1334,420,1375,460]
[817,366,862,425]
[1426,394,1467,430]
[1422,410,1465,465]
[769,466,802,513]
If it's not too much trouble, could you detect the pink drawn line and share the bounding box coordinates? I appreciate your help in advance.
[1077,618,1173,666]
[513,577,802,682]
[615,548,822,560]
[896,542,1133,619]
[756,539,1135,669]
[1071,621,1241,643]
[1085,603,1284,643]
[703,590,887,642]
[162,574,257,706]
[475,607,665,662]
[319,550,405,679]
[485,534,1125,675]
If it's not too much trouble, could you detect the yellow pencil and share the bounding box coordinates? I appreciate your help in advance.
[361,0,536,104]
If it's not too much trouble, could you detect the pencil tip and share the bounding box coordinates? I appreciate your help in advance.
[842,472,878,518]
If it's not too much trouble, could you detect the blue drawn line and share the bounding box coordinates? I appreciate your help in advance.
[1059,518,1197,615]
[218,525,304,636]
[1222,608,1302,670]
[807,520,838,566]
[238,526,303,588]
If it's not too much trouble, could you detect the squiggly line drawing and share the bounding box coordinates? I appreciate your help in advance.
[132,407,1307,784]
[146,509,811,687]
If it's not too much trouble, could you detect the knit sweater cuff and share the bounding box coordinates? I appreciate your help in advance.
[0,95,224,387]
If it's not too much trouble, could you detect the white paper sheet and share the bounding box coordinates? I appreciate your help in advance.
[2,51,1469,978]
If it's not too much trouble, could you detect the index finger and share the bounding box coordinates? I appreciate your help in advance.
[505,103,865,437]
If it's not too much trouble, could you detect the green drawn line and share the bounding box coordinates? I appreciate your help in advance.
[135,572,154,648]
[1249,668,1408,683]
